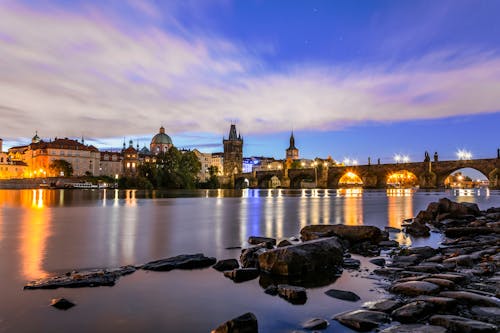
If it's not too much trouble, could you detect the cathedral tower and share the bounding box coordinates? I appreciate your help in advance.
[286,131,299,160]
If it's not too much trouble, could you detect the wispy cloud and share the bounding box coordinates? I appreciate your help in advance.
[0,1,499,146]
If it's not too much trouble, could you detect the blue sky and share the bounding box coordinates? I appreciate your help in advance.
[0,0,499,165]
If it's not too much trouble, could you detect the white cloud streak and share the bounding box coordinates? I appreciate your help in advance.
[0,1,499,144]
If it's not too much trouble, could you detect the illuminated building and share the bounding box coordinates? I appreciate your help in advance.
[150,126,173,155]
[223,124,243,176]
[285,131,299,160]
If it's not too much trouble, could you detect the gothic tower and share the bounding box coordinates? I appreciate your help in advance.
[223,124,243,176]
[286,131,299,160]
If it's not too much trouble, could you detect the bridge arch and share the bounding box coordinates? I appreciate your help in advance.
[338,171,363,187]
[442,167,489,188]
[235,177,250,189]
[386,170,419,188]
[288,169,316,188]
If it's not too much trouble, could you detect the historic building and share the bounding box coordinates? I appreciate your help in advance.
[99,151,122,178]
[211,152,224,176]
[8,134,100,177]
[223,124,243,176]
[122,140,139,176]
[286,131,299,160]
[0,138,27,179]
[150,126,173,154]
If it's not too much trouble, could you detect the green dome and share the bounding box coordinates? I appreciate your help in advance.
[151,126,173,145]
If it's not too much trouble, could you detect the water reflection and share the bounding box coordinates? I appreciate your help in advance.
[21,189,51,280]
[336,188,363,226]
[387,189,414,246]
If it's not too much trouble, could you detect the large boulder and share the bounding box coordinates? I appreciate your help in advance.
[438,198,480,217]
[240,244,268,268]
[258,237,343,276]
[300,225,386,243]
[211,312,258,333]
[390,281,441,296]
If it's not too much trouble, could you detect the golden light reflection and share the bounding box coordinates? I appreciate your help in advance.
[124,190,137,206]
[342,189,363,226]
[21,189,51,280]
[387,188,413,246]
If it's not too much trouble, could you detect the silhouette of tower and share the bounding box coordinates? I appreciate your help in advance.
[223,124,243,176]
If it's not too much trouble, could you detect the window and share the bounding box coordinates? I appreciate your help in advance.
[127,162,131,168]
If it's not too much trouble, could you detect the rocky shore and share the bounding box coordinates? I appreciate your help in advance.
[24,198,499,332]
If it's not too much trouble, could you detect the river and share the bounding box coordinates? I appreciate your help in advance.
[0,188,498,332]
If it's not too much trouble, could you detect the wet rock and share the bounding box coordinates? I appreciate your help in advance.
[391,281,440,296]
[343,258,361,269]
[429,314,497,333]
[300,225,386,243]
[414,296,457,311]
[50,298,75,310]
[471,306,500,322]
[391,255,420,267]
[334,310,389,331]
[384,227,401,233]
[362,299,402,312]
[444,227,497,238]
[248,236,276,246]
[439,291,500,307]
[24,266,136,289]
[443,254,473,267]
[324,289,361,302]
[211,312,258,333]
[379,240,399,248]
[391,301,435,323]
[406,263,444,274]
[277,284,307,304]
[277,239,292,247]
[369,258,386,267]
[438,198,481,217]
[264,285,278,296]
[302,318,328,330]
[422,278,456,290]
[430,273,467,283]
[213,259,239,272]
[405,220,430,237]
[240,244,268,268]
[380,324,447,333]
[225,246,242,250]
[404,246,438,260]
[223,268,260,283]
[258,237,343,277]
[373,267,404,277]
[142,254,216,271]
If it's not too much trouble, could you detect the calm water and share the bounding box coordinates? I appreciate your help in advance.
[0,188,499,332]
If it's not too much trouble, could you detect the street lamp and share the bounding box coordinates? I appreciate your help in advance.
[394,154,401,164]
[402,155,409,163]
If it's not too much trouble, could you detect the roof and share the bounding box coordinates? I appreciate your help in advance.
[151,126,173,145]
[30,138,99,152]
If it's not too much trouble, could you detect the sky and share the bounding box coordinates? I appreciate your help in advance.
[0,0,499,166]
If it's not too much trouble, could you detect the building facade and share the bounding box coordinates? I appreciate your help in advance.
[223,124,243,176]
[150,126,173,154]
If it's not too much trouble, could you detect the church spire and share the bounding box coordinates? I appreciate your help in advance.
[288,131,296,149]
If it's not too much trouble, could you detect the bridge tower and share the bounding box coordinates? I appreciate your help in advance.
[223,124,243,177]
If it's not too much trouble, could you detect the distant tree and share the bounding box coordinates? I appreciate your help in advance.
[49,159,73,177]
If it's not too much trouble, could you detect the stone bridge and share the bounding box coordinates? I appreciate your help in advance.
[235,157,500,189]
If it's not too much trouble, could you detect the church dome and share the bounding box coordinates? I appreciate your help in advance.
[32,131,41,144]
[151,126,172,145]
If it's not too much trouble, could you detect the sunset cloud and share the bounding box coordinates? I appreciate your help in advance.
[0,1,499,147]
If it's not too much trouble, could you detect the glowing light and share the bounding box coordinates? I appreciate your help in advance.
[352,160,358,166]
[457,149,472,160]
[402,155,410,163]
[394,154,401,163]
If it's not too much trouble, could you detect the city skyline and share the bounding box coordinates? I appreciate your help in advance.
[1,1,499,163]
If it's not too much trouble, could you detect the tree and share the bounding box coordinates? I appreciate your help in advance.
[49,159,73,177]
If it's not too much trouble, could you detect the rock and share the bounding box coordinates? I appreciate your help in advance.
[380,324,446,333]
[422,278,456,290]
[444,227,496,238]
[404,246,438,260]
[213,259,239,272]
[50,298,75,310]
[391,301,434,323]
[225,246,242,250]
[258,237,343,277]
[264,285,278,296]
[211,312,258,333]
[379,240,399,248]
[406,263,444,274]
[438,198,481,217]
[343,258,361,269]
[300,225,386,243]
[248,236,276,246]
[471,306,500,322]
[384,227,401,233]
[391,281,440,296]
[439,291,500,307]
[405,220,430,237]
[369,258,386,267]
[334,310,389,331]
[302,318,328,330]
[24,266,136,289]
[443,254,474,267]
[362,299,402,312]
[277,239,292,247]
[391,255,420,267]
[414,296,457,311]
[430,273,467,283]
[324,289,361,302]
[277,284,307,304]
[429,315,497,333]
[373,267,404,277]
[240,244,267,268]
[223,268,260,283]
[142,254,216,271]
